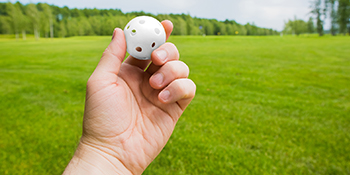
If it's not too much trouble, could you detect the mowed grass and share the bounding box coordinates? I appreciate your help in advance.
[0,35,349,174]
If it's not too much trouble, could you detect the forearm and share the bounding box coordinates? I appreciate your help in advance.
[63,141,132,175]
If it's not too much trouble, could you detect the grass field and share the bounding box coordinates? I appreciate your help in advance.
[0,35,349,174]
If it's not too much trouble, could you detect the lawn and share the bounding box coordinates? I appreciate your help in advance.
[0,35,349,174]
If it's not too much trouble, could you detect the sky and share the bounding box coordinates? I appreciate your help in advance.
[3,0,320,31]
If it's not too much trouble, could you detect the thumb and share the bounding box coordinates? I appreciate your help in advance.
[93,28,126,80]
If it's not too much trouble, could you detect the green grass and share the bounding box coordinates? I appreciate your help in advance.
[0,35,349,174]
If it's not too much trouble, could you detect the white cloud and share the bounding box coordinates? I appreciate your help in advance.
[233,0,310,29]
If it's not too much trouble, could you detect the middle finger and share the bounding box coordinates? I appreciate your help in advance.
[146,42,180,74]
[149,60,189,89]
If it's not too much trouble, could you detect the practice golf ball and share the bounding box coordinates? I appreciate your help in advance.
[124,16,166,60]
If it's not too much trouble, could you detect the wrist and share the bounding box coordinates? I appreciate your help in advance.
[63,141,132,175]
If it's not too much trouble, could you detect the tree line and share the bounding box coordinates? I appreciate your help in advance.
[283,0,350,36]
[0,2,279,40]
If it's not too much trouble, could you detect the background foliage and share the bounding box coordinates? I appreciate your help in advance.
[0,2,279,39]
[284,0,350,36]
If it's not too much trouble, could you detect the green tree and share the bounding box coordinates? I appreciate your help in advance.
[238,24,247,35]
[310,0,325,36]
[0,3,7,15]
[39,3,54,38]
[58,20,67,37]
[89,16,102,35]
[18,13,29,40]
[101,15,118,35]
[326,0,338,35]
[60,6,71,19]
[116,15,128,29]
[245,23,253,35]
[183,14,197,35]
[0,2,279,37]
[71,8,83,18]
[6,2,21,39]
[226,23,234,35]
[293,17,308,35]
[0,15,12,34]
[283,18,308,35]
[338,0,350,35]
[171,16,187,35]
[224,20,241,35]
[307,17,315,33]
[66,17,79,36]
[283,20,293,34]
[212,20,227,35]
[12,2,28,40]
[202,19,214,35]
[78,16,93,36]
[26,3,40,40]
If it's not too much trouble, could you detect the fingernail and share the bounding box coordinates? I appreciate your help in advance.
[111,29,116,40]
[152,73,164,86]
[159,90,170,102]
[156,50,167,62]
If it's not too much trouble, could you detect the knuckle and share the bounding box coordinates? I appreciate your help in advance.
[165,61,189,77]
[175,80,186,94]
[174,79,196,99]
[102,48,110,57]
[166,42,177,49]
[168,64,178,76]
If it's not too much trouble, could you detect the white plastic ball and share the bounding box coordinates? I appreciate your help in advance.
[124,16,166,60]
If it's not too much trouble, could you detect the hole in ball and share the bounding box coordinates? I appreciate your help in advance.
[139,20,145,24]
[131,29,136,36]
[151,42,156,48]
[127,25,130,29]
[154,28,160,35]
[136,47,142,52]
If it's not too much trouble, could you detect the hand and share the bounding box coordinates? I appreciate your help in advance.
[63,20,196,175]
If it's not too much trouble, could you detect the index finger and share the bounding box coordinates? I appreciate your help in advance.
[162,20,173,41]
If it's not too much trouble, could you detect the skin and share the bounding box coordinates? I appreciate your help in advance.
[63,20,196,175]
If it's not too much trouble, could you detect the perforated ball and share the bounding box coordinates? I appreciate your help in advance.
[124,16,166,60]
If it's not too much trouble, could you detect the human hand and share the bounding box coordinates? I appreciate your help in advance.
[63,20,196,175]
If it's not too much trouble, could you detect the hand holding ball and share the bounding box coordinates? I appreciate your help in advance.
[124,16,166,60]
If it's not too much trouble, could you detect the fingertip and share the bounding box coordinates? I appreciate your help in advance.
[112,28,116,40]
[111,28,124,41]
[151,49,168,65]
[158,79,196,107]
[151,42,179,66]
[107,28,126,60]
[161,20,173,40]
[95,28,126,75]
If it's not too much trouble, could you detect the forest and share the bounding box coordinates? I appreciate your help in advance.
[283,0,350,36]
[0,2,279,40]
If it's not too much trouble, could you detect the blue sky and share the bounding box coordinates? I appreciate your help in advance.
[2,0,319,31]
